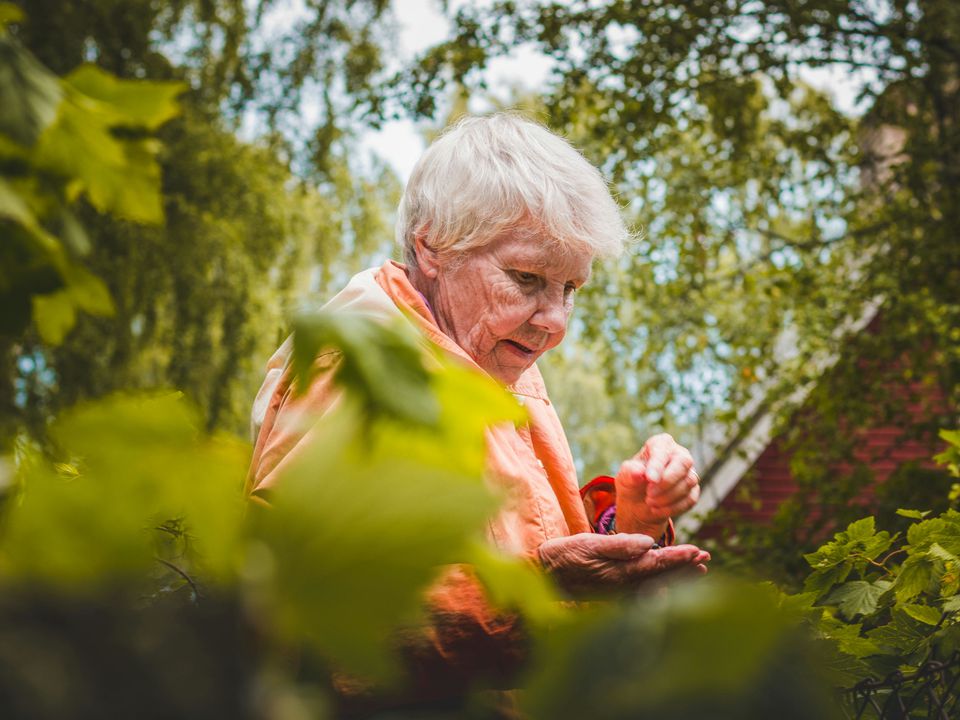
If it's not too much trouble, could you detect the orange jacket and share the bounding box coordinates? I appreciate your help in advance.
[247,261,610,702]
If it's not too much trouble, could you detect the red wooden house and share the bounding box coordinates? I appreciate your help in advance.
[682,307,953,539]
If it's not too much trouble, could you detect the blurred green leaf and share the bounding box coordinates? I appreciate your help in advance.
[468,541,566,625]
[64,65,184,131]
[30,265,113,344]
[34,101,163,222]
[522,577,841,720]
[934,430,960,477]
[31,290,75,344]
[252,336,522,679]
[0,34,61,147]
[0,2,23,27]
[292,312,439,426]
[896,509,931,520]
[0,394,249,587]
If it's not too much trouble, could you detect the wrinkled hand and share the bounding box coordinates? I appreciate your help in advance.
[538,532,710,597]
[615,433,701,538]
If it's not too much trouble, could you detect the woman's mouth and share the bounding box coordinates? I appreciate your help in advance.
[503,339,536,357]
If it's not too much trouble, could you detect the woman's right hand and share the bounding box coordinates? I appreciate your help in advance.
[537,532,710,597]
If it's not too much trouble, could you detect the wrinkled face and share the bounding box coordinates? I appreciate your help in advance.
[428,232,593,385]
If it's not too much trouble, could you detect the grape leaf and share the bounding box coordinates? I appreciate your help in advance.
[824,580,888,620]
[895,554,934,603]
[899,604,941,626]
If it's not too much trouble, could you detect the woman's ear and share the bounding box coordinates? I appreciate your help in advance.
[413,231,440,279]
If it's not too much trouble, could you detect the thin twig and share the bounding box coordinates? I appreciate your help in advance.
[156,558,201,601]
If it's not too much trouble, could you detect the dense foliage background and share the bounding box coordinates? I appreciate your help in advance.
[1,0,958,717]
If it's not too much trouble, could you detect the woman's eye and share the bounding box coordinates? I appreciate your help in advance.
[512,271,539,285]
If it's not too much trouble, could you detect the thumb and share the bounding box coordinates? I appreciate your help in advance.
[616,459,649,496]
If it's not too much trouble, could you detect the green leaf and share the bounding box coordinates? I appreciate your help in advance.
[897,509,931,520]
[0,2,24,27]
[33,81,172,223]
[866,609,931,654]
[804,559,853,597]
[847,517,876,540]
[906,514,960,556]
[0,394,249,587]
[943,596,960,613]
[928,542,960,564]
[64,65,184,130]
[31,289,75,344]
[900,604,941,626]
[776,589,819,619]
[468,542,566,625]
[0,35,62,146]
[29,265,113,344]
[824,580,888,620]
[803,517,892,598]
[815,639,874,688]
[817,615,881,659]
[291,311,439,426]
[895,554,934,603]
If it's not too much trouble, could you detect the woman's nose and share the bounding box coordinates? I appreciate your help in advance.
[531,290,568,334]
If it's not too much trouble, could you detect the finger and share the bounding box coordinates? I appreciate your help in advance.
[660,451,694,488]
[628,544,703,577]
[595,531,656,560]
[639,433,675,460]
[648,478,701,516]
[643,449,668,484]
[648,467,698,506]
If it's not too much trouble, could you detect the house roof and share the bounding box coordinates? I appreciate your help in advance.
[678,298,882,535]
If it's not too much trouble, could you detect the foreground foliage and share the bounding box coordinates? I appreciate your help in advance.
[0,312,847,719]
[787,431,960,693]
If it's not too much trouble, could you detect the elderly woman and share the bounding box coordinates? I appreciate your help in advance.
[247,113,708,707]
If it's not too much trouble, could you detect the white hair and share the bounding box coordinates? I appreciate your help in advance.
[396,113,628,266]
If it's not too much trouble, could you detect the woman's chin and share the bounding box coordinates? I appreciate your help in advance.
[487,362,531,386]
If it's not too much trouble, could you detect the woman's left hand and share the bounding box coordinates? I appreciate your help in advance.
[613,433,701,538]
